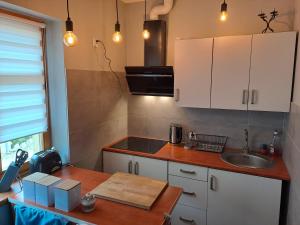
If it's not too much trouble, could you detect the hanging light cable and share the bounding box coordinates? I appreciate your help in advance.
[220,0,228,22]
[143,0,150,40]
[112,0,122,43]
[63,0,78,47]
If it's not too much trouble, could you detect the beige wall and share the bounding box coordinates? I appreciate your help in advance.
[282,0,300,225]
[4,0,126,72]
[125,0,295,66]
[293,0,300,105]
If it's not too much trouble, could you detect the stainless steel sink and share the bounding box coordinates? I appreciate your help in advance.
[221,152,275,169]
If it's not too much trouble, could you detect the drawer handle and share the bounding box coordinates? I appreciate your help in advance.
[182,191,196,196]
[180,169,196,175]
[134,162,139,175]
[242,89,249,104]
[210,175,217,191]
[179,216,195,224]
[251,89,258,105]
[128,161,132,174]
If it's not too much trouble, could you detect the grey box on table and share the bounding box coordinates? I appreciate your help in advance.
[54,179,81,212]
[23,172,49,202]
[35,175,62,207]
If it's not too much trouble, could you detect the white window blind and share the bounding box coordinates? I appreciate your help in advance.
[0,13,47,143]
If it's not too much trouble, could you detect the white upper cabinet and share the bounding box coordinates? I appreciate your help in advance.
[174,32,296,112]
[248,32,296,112]
[211,35,252,110]
[174,38,213,108]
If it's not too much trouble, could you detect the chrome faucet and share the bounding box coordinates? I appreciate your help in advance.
[243,129,250,154]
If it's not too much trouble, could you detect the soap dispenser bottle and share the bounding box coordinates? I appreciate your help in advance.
[269,130,281,155]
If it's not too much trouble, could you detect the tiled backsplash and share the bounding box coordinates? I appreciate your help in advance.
[66,69,128,170]
[66,70,286,169]
[128,95,286,150]
[283,102,300,225]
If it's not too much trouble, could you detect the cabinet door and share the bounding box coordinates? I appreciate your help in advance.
[103,151,133,174]
[211,35,252,110]
[207,169,282,225]
[249,32,296,112]
[174,38,213,108]
[133,156,167,181]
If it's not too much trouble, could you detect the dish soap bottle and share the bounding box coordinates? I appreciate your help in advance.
[269,130,281,156]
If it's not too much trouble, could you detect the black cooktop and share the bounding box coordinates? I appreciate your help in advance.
[110,137,167,154]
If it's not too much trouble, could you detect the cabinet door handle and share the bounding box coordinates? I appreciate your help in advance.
[179,216,195,224]
[128,161,132,174]
[182,191,196,196]
[174,88,180,102]
[251,89,257,104]
[210,175,217,191]
[134,162,139,175]
[179,169,196,175]
[242,90,249,104]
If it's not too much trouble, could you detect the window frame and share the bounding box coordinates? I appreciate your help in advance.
[0,9,51,175]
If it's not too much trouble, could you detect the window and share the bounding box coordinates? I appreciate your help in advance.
[0,133,43,171]
[0,11,49,172]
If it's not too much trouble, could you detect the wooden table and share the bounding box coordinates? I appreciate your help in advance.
[8,166,182,225]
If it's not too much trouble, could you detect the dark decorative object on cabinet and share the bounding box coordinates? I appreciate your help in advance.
[258,9,279,33]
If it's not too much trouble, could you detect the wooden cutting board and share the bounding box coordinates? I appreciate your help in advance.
[90,172,168,210]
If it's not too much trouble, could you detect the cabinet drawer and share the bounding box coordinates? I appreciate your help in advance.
[169,175,207,209]
[172,204,206,225]
[169,162,208,181]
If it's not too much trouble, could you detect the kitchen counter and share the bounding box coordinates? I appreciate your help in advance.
[8,166,181,225]
[0,182,21,206]
[103,138,290,181]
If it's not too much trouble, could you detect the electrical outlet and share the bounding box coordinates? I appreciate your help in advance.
[92,38,99,48]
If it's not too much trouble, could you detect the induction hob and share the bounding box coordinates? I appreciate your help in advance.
[110,137,167,154]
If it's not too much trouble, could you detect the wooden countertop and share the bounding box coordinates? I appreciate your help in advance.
[103,140,290,181]
[8,166,181,225]
[0,182,21,206]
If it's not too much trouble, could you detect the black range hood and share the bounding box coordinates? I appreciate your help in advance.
[125,20,174,97]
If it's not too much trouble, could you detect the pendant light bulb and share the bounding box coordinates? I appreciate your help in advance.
[143,0,150,40]
[113,0,122,44]
[112,22,122,43]
[220,0,228,22]
[143,29,150,40]
[64,0,78,47]
[64,31,78,47]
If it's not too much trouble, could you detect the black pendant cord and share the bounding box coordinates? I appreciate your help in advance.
[67,0,70,19]
[144,0,147,21]
[116,0,119,24]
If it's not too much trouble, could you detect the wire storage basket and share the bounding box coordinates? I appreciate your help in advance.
[188,133,228,153]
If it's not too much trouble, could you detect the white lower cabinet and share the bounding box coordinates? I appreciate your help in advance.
[207,169,282,225]
[103,151,132,174]
[171,204,207,225]
[168,162,208,225]
[103,152,283,225]
[102,151,167,181]
[134,156,167,181]
[169,175,207,209]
